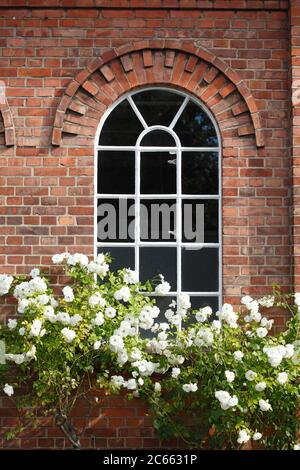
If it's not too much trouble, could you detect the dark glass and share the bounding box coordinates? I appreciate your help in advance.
[99,99,143,146]
[139,247,177,289]
[97,151,135,194]
[182,199,218,243]
[97,198,135,243]
[141,152,176,194]
[140,199,176,242]
[98,247,135,271]
[182,152,218,195]
[182,247,219,292]
[132,89,184,127]
[174,101,218,147]
[140,130,176,147]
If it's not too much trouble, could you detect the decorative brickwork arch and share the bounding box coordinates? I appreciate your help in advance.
[51,41,264,150]
[0,93,15,146]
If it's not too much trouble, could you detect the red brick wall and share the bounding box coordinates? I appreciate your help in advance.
[0,0,293,449]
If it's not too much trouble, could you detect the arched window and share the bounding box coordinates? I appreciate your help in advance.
[95,88,221,311]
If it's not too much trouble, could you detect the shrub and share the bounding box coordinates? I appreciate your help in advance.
[0,253,299,449]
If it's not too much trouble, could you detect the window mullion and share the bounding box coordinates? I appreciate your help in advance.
[177,147,182,330]
[169,96,189,130]
[135,147,140,280]
[127,96,149,130]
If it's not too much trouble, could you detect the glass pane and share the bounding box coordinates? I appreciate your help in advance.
[182,199,218,243]
[182,151,218,195]
[140,130,176,147]
[174,101,218,147]
[139,247,177,289]
[97,198,135,243]
[99,247,135,271]
[99,99,143,146]
[132,89,184,127]
[182,247,219,292]
[97,151,135,194]
[140,199,176,242]
[141,152,176,194]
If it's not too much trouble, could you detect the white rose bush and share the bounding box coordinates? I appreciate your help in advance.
[0,254,300,450]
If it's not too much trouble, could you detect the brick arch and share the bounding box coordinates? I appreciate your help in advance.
[0,91,15,146]
[51,41,264,149]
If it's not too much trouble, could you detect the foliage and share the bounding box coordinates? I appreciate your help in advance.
[0,253,300,450]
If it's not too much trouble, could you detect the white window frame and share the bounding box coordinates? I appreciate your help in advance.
[94,87,222,309]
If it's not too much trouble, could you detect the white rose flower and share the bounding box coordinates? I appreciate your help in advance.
[211,320,222,332]
[154,382,161,393]
[171,367,181,378]
[62,286,74,303]
[30,319,42,337]
[114,286,131,302]
[258,295,275,308]
[17,298,30,314]
[196,306,212,323]
[67,253,89,267]
[277,372,288,385]
[237,429,250,444]
[5,353,25,365]
[92,312,105,327]
[253,432,262,441]
[233,350,244,362]
[37,294,49,305]
[0,274,13,296]
[93,340,101,350]
[125,378,137,390]
[117,350,129,366]
[3,383,14,397]
[52,253,66,264]
[295,293,300,306]
[241,295,253,307]
[263,345,286,367]
[182,383,197,393]
[284,344,294,358]
[123,269,137,284]
[177,294,191,314]
[25,345,36,360]
[61,327,76,343]
[30,268,40,279]
[217,304,238,328]
[111,375,125,388]
[56,311,70,325]
[215,390,238,410]
[28,277,47,295]
[68,314,82,327]
[19,327,25,336]
[109,334,124,353]
[105,307,116,319]
[155,281,171,296]
[260,317,274,330]
[225,370,235,383]
[255,381,267,392]
[88,293,106,308]
[259,399,272,412]
[293,444,300,450]
[7,318,17,330]
[256,327,268,338]
[245,370,257,381]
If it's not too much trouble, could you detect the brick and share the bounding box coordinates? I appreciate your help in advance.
[0,0,295,451]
